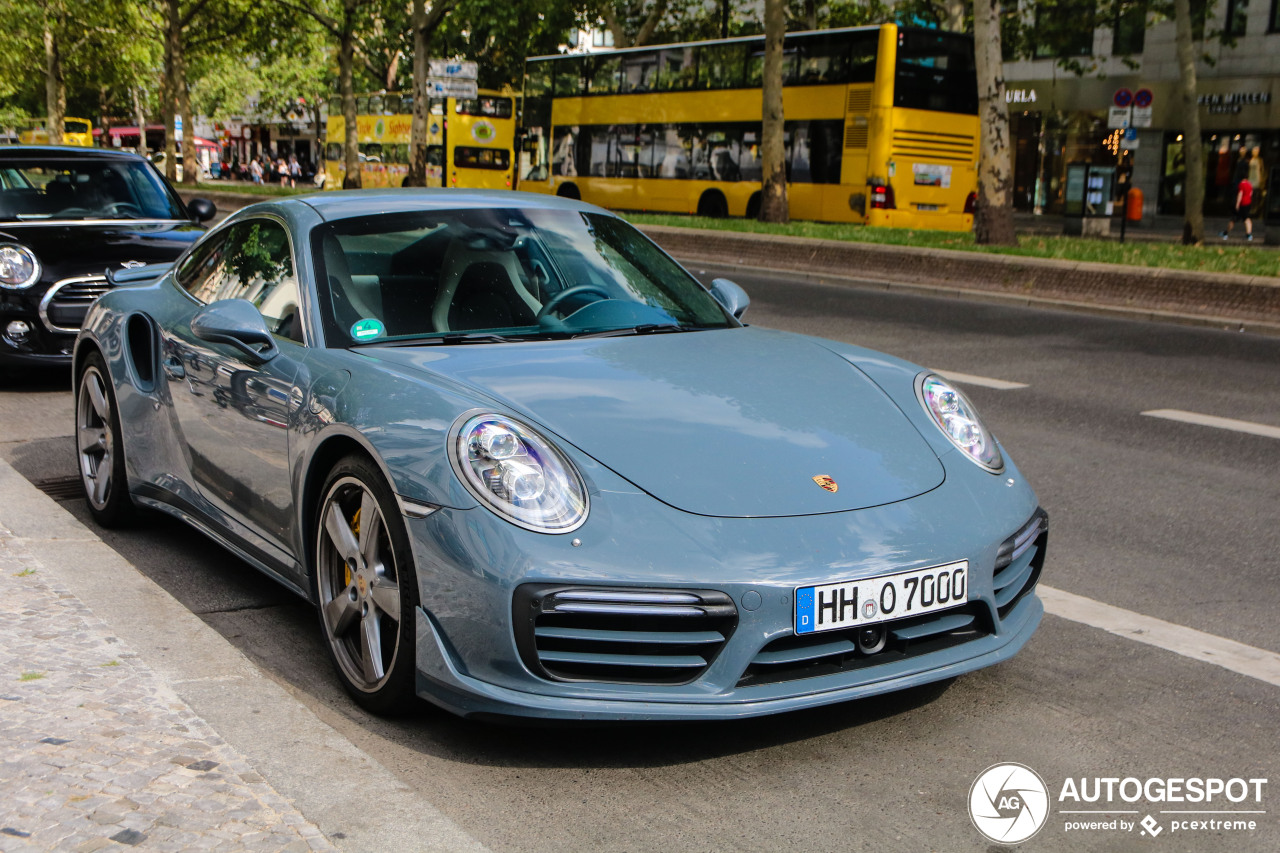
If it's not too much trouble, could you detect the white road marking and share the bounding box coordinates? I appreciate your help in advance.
[932,369,1028,390]
[1141,408,1280,440]
[1039,585,1280,688]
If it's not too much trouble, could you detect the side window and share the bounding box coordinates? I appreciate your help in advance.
[177,219,301,338]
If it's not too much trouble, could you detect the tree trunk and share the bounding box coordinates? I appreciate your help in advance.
[1174,0,1204,245]
[133,87,149,159]
[971,0,1018,245]
[406,0,432,187]
[339,8,361,189]
[163,0,180,181]
[177,57,198,186]
[43,22,66,146]
[758,0,788,223]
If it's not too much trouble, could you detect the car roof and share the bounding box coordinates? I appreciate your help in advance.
[0,145,149,163]
[292,189,607,222]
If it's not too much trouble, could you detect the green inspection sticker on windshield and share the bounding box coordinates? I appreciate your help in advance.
[350,318,385,341]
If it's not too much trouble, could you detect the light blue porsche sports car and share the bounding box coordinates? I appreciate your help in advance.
[74,190,1046,721]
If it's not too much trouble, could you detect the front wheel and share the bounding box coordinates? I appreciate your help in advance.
[313,455,420,714]
[75,351,136,527]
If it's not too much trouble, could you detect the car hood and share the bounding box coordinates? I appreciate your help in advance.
[362,327,945,518]
[0,221,202,281]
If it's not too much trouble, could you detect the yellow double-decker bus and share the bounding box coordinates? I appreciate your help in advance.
[518,24,978,230]
[324,89,517,190]
[19,117,94,147]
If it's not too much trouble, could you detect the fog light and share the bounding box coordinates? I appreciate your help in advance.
[4,319,30,345]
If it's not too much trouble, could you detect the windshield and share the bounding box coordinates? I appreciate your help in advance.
[312,207,737,345]
[0,156,186,221]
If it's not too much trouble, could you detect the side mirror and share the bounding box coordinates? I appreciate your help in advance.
[187,197,217,223]
[191,298,278,362]
[709,277,750,320]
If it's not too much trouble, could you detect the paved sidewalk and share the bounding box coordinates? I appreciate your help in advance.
[0,522,333,852]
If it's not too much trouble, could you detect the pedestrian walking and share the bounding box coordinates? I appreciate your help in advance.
[276,158,289,186]
[249,157,263,185]
[289,155,300,188]
[1221,169,1254,241]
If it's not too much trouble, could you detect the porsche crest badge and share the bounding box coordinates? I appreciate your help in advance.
[812,475,838,493]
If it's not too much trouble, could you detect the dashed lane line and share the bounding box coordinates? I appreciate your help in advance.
[1039,585,1280,688]
[1142,408,1280,440]
[932,369,1029,390]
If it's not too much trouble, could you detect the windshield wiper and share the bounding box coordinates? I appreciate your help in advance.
[573,324,702,339]
[354,332,519,348]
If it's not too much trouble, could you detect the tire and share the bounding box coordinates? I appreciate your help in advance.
[556,182,580,200]
[75,351,136,528]
[313,455,420,714]
[697,191,728,218]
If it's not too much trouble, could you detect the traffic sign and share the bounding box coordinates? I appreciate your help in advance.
[1114,88,1133,107]
[1131,106,1153,128]
[1108,106,1131,129]
[428,60,478,80]
[427,77,478,98]
[1134,88,1153,108]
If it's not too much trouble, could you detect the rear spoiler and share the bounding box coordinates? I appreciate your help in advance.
[105,262,174,286]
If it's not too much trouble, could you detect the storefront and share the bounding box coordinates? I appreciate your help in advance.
[1001,74,1280,220]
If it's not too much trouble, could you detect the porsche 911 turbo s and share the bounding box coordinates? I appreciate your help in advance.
[74,190,1046,720]
[1,146,214,369]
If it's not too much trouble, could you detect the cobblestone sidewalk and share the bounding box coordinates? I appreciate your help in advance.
[0,524,335,853]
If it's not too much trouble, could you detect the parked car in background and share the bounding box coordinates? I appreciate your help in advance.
[0,146,215,370]
[73,190,1046,721]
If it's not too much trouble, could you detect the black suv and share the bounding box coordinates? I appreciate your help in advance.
[0,146,215,369]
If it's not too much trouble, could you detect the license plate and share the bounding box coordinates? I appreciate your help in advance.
[795,561,968,635]
[916,203,940,211]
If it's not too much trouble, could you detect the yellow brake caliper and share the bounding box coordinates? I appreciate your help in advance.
[345,508,361,587]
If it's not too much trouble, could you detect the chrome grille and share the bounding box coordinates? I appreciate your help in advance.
[738,603,990,688]
[993,509,1048,619]
[513,585,737,685]
[39,275,111,333]
[890,129,976,163]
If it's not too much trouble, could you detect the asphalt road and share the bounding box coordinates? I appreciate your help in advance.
[2,271,1278,853]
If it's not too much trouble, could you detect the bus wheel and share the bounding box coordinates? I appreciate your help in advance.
[697,191,728,218]
[745,192,762,220]
[556,183,581,200]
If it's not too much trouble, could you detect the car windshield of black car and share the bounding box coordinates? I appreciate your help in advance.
[0,157,185,222]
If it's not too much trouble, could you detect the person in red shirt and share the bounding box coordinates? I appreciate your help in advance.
[1221,175,1254,241]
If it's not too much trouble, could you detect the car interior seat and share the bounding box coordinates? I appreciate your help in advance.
[445,261,537,332]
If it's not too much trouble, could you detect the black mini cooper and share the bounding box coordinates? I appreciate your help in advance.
[0,146,215,369]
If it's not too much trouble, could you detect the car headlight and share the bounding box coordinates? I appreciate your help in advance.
[0,244,40,289]
[916,373,1004,472]
[450,412,588,533]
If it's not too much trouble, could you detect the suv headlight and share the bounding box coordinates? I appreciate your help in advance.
[916,373,1004,472]
[0,244,40,289]
[450,412,588,533]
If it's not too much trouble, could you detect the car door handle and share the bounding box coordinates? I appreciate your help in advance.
[163,355,185,379]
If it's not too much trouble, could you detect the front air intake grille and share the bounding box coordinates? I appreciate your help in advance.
[738,603,990,688]
[890,129,976,163]
[513,585,737,685]
[993,508,1048,620]
[39,275,110,333]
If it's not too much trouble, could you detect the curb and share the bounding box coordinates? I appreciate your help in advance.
[181,190,1280,332]
[0,457,489,853]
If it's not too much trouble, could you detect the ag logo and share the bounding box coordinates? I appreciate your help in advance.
[969,763,1050,844]
[812,475,838,493]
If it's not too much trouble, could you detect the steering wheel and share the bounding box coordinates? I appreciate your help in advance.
[536,285,611,321]
[104,202,143,217]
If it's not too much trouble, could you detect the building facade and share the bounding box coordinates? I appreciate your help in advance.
[1003,2,1280,219]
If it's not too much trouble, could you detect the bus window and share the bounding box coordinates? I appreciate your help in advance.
[553,57,585,97]
[587,55,621,95]
[360,143,384,162]
[325,142,342,161]
[356,96,370,114]
[620,52,658,93]
[655,48,696,91]
[792,34,853,85]
[455,97,513,119]
[525,61,551,98]
[746,46,795,88]
[400,94,414,114]
[454,146,510,170]
[654,126,691,179]
[64,119,91,135]
[369,95,385,114]
[698,43,747,90]
[848,32,879,83]
[894,31,977,114]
